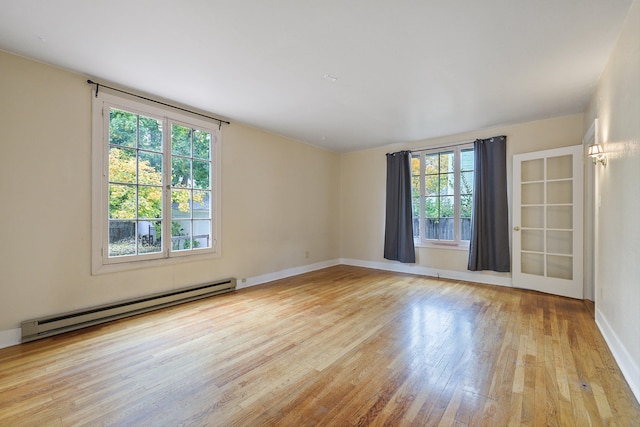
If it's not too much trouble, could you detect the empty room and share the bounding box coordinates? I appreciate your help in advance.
[0,1,638,425]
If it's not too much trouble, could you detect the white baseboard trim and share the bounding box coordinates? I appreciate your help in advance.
[339,258,513,288]
[236,259,341,290]
[236,257,512,290]
[0,328,21,350]
[596,308,640,404]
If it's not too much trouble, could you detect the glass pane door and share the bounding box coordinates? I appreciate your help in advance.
[513,145,583,299]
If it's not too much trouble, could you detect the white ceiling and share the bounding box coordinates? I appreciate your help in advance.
[0,0,633,152]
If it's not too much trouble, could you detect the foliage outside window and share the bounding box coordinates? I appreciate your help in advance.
[411,145,474,247]
[92,92,220,273]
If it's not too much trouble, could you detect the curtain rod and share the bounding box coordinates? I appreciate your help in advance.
[87,80,230,128]
[410,140,474,153]
[387,140,473,155]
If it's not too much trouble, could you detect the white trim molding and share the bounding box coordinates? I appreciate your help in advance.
[596,309,640,403]
[340,258,513,288]
[0,328,21,350]
[236,259,341,290]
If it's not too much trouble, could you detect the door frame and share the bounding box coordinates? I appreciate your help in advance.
[583,120,598,301]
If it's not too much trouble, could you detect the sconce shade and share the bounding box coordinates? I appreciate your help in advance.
[587,143,607,166]
[588,144,604,157]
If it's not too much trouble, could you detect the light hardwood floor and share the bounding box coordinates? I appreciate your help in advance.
[1,266,638,426]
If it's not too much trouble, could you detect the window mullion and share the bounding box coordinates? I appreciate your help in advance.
[134,115,140,255]
[102,104,110,262]
[420,153,426,243]
[163,117,171,257]
[453,148,461,243]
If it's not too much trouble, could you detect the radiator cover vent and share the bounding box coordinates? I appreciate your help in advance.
[21,278,236,343]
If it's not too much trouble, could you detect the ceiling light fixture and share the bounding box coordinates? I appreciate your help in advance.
[323,74,338,82]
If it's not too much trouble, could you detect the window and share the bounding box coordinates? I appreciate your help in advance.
[411,145,474,247]
[92,91,221,273]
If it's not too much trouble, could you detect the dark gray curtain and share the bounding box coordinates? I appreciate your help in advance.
[384,151,416,263]
[468,136,510,272]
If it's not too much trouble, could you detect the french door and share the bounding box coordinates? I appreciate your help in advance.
[512,145,584,299]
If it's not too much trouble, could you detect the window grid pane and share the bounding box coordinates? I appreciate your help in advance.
[171,124,213,252]
[411,147,474,244]
[459,151,475,241]
[411,154,421,237]
[108,108,164,257]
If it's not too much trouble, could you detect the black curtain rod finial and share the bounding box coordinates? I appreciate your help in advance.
[87,79,99,97]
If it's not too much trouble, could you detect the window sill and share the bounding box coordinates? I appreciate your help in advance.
[414,241,470,251]
[92,250,220,275]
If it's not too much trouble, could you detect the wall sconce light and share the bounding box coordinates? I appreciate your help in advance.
[587,144,607,166]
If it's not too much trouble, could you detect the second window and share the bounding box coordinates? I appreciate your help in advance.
[411,145,474,247]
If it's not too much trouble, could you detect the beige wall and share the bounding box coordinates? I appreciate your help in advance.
[584,0,640,397]
[340,114,584,281]
[0,51,340,333]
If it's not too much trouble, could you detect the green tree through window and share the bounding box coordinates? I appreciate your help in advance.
[411,145,474,245]
[105,108,215,258]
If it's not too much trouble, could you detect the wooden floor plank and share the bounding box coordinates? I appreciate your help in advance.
[0,265,638,426]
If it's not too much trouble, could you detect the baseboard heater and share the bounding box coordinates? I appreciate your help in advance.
[21,278,236,343]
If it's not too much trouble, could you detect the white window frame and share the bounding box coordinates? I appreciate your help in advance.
[91,90,221,274]
[412,143,474,250]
